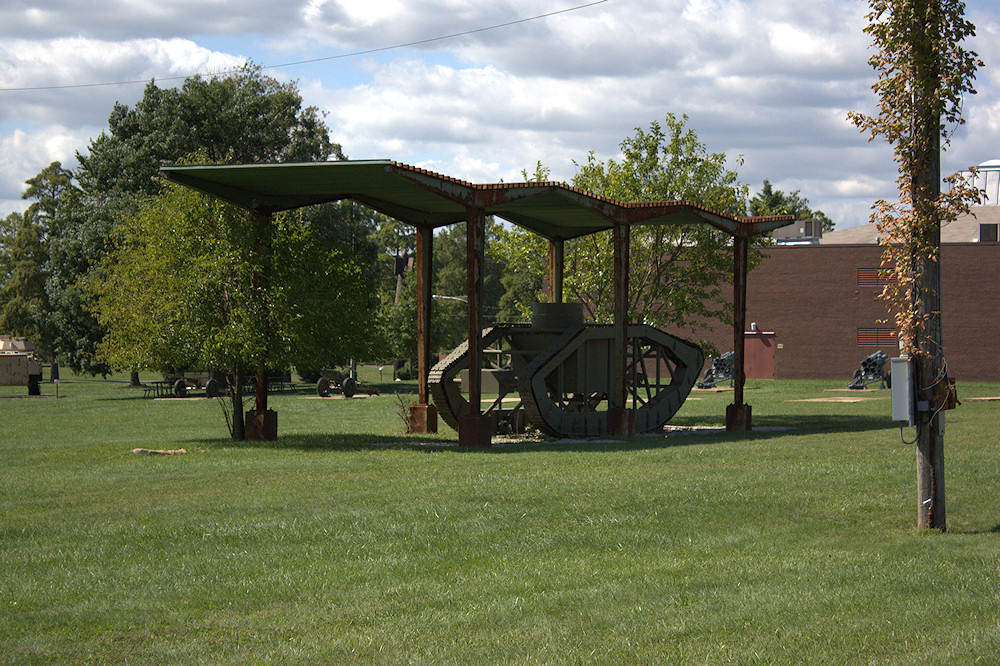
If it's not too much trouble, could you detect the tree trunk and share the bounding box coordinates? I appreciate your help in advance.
[129,370,141,387]
[231,366,245,441]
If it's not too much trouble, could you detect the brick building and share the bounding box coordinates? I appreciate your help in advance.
[691,160,1000,382]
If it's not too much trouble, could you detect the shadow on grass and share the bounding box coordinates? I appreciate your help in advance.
[187,412,897,454]
[99,382,415,402]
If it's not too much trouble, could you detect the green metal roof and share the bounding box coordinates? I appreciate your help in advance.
[160,159,792,241]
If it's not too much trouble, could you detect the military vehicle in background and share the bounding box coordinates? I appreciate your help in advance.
[0,335,44,396]
[847,350,890,389]
[696,351,735,389]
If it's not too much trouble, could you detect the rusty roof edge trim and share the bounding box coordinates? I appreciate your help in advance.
[734,214,798,237]
[386,162,481,207]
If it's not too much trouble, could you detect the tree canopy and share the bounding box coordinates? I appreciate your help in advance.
[750,179,834,232]
[95,182,374,439]
[31,63,342,374]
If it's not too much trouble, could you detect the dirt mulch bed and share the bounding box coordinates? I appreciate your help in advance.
[790,396,884,403]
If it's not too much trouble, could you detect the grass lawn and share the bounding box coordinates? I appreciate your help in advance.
[2,372,999,663]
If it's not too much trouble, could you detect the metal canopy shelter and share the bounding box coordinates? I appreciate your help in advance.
[161,159,792,443]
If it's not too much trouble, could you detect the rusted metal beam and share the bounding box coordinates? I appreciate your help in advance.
[416,225,433,405]
[458,206,492,447]
[612,223,629,411]
[548,239,564,303]
[608,222,636,437]
[466,207,485,414]
[727,234,752,431]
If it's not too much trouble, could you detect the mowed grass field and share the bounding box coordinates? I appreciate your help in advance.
[2,372,999,664]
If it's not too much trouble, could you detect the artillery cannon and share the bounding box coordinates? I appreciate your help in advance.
[170,372,224,398]
[847,350,889,389]
[315,368,358,398]
[428,303,703,438]
[0,335,44,396]
[696,351,734,389]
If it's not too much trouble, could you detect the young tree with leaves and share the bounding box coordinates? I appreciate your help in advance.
[848,0,982,530]
[95,184,374,440]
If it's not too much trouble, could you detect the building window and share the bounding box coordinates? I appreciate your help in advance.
[857,327,898,347]
[857,268,897,287]
[981,223,998,243]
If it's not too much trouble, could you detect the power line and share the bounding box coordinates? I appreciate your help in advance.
[0,0,608,93]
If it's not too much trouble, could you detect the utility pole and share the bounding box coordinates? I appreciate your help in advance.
[911,2,946,530]
[850,0,981,530]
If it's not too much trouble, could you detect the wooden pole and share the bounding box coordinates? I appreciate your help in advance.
[912,0,946,530]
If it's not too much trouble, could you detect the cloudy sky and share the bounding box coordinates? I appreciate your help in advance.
[1,0,998,229]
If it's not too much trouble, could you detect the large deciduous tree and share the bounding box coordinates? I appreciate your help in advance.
[848,0,982,530]
[41,63,341,375]
[0,213,48,343]
[95,183,373,440]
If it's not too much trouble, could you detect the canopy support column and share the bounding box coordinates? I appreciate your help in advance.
[608,222,635,438]
[727,234,752,431]
[548,239,564,303]
[246,210,277,440]
[409,225,438,433]
[459,207,492,447]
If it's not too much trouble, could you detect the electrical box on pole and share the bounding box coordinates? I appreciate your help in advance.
[891,356,915,426]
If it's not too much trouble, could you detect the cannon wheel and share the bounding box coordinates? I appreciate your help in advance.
[341,376,357,399]
[204,378,220,398]
[316,377,331,397]
[173,378,187,398]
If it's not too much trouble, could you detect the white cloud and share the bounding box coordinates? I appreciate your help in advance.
[0,0,997,233]
[0,38,246,128]
[0,125,92,203]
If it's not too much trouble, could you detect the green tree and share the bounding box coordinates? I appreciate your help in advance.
[377,269,418,373]
[848,0,982,530]
[41,63,340,375]
[23,161,74,227]
[750,179,835,232]
[76,63,340,197]
[431,221,506,353]
[0,163,75,351]
[0,213,48,343]
[95,184,372,440]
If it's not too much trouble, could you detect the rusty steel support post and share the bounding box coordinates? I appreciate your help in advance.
[727,234,752,431]
[410,225,438,433]
[548,239,564,304]
[607,222,635,438]
[459,207,492,447]
[247,210,277,440]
